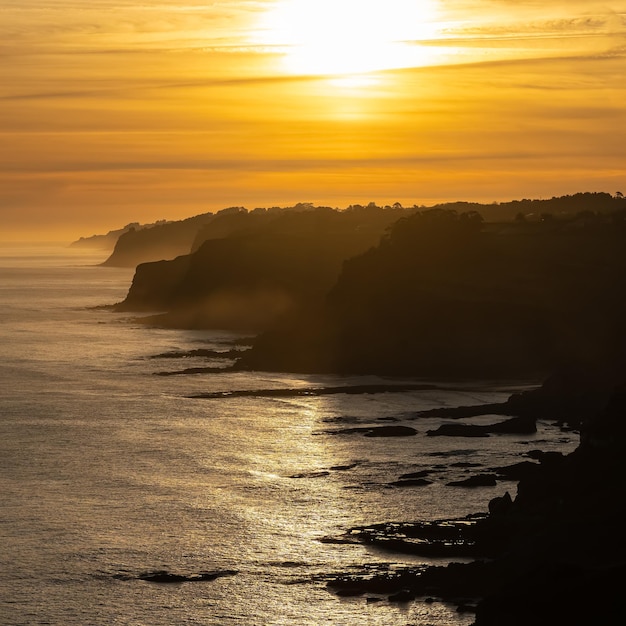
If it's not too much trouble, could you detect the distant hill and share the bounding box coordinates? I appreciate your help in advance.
[97,192,623,267]
[428,191,624,222]
[100,212,219,267]
[70,222,146,250]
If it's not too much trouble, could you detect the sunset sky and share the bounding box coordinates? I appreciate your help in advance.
[1,1,625,240]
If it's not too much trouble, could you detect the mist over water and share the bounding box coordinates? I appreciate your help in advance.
[0,246,577,625]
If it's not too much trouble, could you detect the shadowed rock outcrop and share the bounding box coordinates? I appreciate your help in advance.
[416,365,625,428]
[114,569,238,583]
[426,415,537,437]
[323,425,418,437]
[323,379,626,624]
[240,202,626,378]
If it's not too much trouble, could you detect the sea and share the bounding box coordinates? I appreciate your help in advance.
[0,244,578,626]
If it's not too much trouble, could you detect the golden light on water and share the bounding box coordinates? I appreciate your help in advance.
[255,0,444,76]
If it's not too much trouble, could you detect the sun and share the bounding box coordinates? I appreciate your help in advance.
[256,0,441,76]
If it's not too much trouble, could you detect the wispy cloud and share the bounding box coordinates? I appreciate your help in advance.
[1,1,625,234]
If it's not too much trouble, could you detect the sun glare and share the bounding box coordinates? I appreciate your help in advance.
[256,0,442,76]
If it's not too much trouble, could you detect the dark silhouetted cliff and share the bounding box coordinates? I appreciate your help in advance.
[70,222,144,251]
[432,191,624,223]
[114,205,409,330]
[240,201,626,377]
[100,192,623,267]
[325,373,626,623]
[101,212,217,267]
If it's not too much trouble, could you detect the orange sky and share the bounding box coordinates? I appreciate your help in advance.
[1,1,625,241]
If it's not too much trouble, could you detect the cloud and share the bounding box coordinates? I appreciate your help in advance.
[4,140,624,177]
[0,69,324,103]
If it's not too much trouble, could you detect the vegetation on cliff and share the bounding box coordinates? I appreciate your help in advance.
[99,192,624,267]
[241,196,626,377]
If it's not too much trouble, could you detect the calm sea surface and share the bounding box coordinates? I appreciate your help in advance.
[0,245,577,625]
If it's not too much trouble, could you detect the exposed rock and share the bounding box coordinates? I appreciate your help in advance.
[426,424,490,437]
[388,589,416,603]
[426,415,536,437]
[189,384,435,400]
[116,255,191,312]
[525,449,565,465]
[417,403,516,419]
[446,474,498,487]
[487,415,537,434]
[418,364,625,428]
[487,491,513,516]
[322,516,488,558]
[363,425,417,437]
[155,366,233,376]
[325,382,626,623]
[335,587,364,597]
[323,425,417,437]
[388,478,432,487]
[493,461,540,481]
[329,462,359,471]
[119,569,238,583]
[150,348,246,359]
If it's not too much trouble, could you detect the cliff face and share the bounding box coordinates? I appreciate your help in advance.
[189,207,273,252]
[471,382,626,625]
[111,194,626,368]
[101,212,216,267]
[240,207,626,377]
[115,254,192,312]
[114,206,409,330]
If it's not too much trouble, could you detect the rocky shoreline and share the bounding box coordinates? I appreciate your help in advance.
[317,372,626,624]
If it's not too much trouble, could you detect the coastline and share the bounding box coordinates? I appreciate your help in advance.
[312,375,626,624]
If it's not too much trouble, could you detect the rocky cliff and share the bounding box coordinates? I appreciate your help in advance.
[114,205,410,329]
[240,204,626,377]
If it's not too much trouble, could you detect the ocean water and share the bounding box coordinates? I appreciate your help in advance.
[0,245,578,626]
